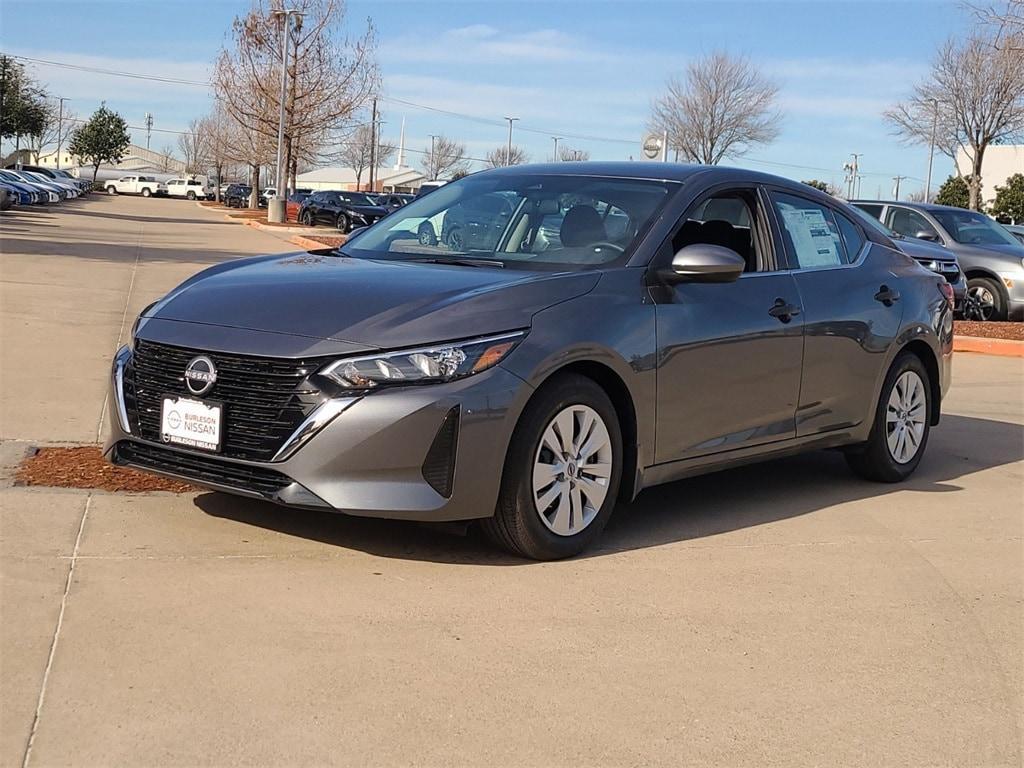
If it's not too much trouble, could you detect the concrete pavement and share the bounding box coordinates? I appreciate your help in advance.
[1,196,1022,767]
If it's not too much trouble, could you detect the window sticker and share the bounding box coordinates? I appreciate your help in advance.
[780,207,841,268]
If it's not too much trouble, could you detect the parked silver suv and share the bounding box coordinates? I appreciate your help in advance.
[852,200,1024,321]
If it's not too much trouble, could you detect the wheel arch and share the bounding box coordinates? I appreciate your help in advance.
[531,360,640,503]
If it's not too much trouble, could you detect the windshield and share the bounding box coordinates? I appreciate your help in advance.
[932,209,1019,246]
[338,192,375,206]
[342,172,678,269]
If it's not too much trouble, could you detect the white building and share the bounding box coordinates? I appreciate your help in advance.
[955,144,1024,207]
[296,165,425,193]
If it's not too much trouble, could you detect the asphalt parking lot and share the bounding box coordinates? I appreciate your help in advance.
[1,195,1022,767]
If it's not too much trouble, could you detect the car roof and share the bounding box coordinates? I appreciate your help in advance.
[850,199,980,214]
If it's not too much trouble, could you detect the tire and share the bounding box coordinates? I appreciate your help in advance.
[301,210,314,227]
[141,188,151,198]
[845,352,931,482]
[186,191,196,200]
[481,374,623,560]
[106,186,117,195]
[418,222,437,246]
[336,213,349,232]
[965,276,1007,321]
[446,227,465,251]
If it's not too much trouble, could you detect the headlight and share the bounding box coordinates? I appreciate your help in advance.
[320,331,525,390]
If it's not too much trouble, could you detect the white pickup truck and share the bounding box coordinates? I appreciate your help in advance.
[165,178,210,200]
[104,175,167,197]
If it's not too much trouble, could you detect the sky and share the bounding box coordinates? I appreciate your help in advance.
[0,0,969,196]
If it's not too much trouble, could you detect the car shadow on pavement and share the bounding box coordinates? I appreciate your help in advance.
[2,237,281,265]
[54,205,235,226]
[195,413,1023,564]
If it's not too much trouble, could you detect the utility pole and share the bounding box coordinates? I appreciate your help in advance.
[892,175,907,200]
[144,113,153,150]
[925,98,938,203]
[843,153,861,198]
[428,134,439,180]
[268,8,302,222]
[55,96,68,169]
[504,116,518,166]
[368,98,378,191]
[551,136,561,162]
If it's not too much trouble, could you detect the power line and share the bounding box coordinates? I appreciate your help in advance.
[7,54,210,87]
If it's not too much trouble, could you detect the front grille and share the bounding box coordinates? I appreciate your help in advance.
[115,441,291,495]
[126,340,327,461]
[917,258,961,284]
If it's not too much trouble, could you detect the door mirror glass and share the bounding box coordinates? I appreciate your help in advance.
[914,230,940,242]
[660,244,745,284]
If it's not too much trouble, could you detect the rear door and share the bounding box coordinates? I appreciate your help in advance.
[767,189,904,436]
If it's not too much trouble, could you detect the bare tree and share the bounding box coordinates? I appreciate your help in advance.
[650,52,781,165]
[25,99,76,163]
[177,118,209,177]
[421,135,468,180]
[199,106,235,201]
[334,122,395,189]
[213,0,379,193]
[157,144,177,172]
[884,31,1024,210]
[967,0,1024,45]
[485,145,529,168]
[558,146,589,162]
[906,188,929,202]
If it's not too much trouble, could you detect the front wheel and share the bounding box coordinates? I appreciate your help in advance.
[106,186,117,195]
[336,213,349,232]
[300,210,314,227]
[845,352,931,482]
[965,277,1007,321]
[482,374,622,560]
[418,222,437,246]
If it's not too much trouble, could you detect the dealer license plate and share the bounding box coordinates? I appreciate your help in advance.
[161,396,222,452]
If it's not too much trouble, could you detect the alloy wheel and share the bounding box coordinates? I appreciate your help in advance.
[886,370,927,464]
[533,405,613,536]
[965,285,995,321]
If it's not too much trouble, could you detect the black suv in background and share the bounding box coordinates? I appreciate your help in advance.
[298,190,390,232]
[224,184,253,208]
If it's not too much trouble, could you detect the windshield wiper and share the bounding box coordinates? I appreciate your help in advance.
[408,256,506,268]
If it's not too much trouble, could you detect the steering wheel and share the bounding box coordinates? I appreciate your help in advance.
[589,242,625,254]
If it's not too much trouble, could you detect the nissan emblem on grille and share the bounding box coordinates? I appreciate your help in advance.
[184,356,217,395]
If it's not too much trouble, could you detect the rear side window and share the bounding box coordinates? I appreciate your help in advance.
[770,192,847,269]
[834,211,866,260]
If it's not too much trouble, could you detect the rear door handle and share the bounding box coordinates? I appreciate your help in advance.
[874,285,901,306]
[768,298,801,323]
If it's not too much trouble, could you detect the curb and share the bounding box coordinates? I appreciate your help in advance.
[954,335,1024,357]
[289,234,345,251]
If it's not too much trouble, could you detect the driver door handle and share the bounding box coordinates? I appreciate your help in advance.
[874,285,901,306]
[768,298,801,323]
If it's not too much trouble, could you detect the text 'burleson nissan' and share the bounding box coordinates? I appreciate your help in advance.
[106,163,954,559]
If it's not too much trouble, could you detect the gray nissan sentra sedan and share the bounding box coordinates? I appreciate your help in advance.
[105,163,953,560]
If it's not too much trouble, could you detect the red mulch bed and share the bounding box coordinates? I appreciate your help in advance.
[16,446,196,493]
[303,235,347,248]
[954,321,1024,341]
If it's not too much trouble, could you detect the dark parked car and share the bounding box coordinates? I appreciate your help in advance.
[223,184,253,208]
[852,200,1024,321]
[106,163,952,560]
[0,186,13,211]
[1004,224,1024,245]
[297,190,389,232]
[438,191,517,251]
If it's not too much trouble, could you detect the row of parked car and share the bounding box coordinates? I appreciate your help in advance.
[0,165,92,210]
[849,199,1024,322]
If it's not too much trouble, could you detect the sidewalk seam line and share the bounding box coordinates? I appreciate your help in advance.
[95,223,144,442]
[21,493,92,768]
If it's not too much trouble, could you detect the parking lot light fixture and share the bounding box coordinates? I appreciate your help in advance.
[269,8,302,223]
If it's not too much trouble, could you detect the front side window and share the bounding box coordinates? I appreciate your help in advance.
[886,207,940,241]
[667,190,767,273]
[771,192,847,269]
[931,209,1020,246]
[343,173,678,270]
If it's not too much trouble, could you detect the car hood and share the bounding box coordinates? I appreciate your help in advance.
[143,252,599,348]
[955,242,1024,258]
[893,237,956,261]
[345,204,390,217]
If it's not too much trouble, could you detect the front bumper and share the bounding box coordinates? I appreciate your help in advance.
[104,352,530,522]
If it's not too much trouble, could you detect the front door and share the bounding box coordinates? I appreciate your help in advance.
[653,186,805,463]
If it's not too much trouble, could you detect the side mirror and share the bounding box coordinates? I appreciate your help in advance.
[914,230,939,242]
[657,244,745,284]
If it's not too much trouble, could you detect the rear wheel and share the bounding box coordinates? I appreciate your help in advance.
[141,188,151,198]
[418,222,437,246]
[845,352,931,482]
[186,191,196,200]
[446,227,465,251]
[482,374,622,560]
[965,276,1007,321]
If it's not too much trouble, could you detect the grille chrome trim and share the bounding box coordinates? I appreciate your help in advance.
[272,397,360,462]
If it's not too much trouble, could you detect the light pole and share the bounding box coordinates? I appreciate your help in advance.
[268,8,303,223]
[925,98,938,203]
[504,116,518,166]
[551,136,561,162]
[55,97,68,169]
[428,134,439,180]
